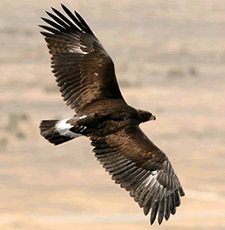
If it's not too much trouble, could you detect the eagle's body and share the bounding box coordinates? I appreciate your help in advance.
[39,4,185,225]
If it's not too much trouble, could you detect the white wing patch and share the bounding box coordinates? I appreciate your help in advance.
[145,170,162,188]
[68,45,88,54]
[79,115,87,119]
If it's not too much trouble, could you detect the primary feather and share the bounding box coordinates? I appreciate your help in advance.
[39,4,185,225]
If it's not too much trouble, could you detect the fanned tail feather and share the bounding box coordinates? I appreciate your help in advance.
[40,119,76,145]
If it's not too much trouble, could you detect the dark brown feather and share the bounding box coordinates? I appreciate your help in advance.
[91,126,185,225]
[39,5,185,225]
[40,4,124,113]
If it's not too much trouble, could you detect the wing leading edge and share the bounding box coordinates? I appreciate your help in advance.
[91,126,185,224]
[40,4,124,113]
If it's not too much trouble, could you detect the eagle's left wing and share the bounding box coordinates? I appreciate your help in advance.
[40,5,125,113]
[90,126,185,225]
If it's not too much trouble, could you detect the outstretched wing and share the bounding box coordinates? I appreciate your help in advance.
[91,126,185,225]
[40,4,124,113]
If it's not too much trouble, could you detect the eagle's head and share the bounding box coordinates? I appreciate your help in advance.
[137,110,156,122]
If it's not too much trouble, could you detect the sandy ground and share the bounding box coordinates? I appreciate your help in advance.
[0,0,225,229]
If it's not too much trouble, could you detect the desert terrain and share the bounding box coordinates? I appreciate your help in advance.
[0,0,225,229]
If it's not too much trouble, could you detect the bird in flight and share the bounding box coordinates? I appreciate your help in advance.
[39,4,185,225]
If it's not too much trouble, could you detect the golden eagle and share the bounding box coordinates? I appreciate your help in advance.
[39,4,185,225]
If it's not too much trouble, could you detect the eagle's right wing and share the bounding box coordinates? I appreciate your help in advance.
[90,126,185,225]
[40,5,125,113]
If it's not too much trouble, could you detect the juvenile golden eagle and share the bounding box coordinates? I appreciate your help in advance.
[39,4,185,225]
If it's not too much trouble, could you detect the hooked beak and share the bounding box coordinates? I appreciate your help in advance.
[150,114,156,121]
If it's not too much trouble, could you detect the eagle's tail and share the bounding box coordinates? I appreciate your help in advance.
[40,118,82,145]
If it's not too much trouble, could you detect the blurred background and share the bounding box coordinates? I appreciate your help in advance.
[0,0,225,229]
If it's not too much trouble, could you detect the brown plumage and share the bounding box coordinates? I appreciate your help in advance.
[39,4,185,225]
